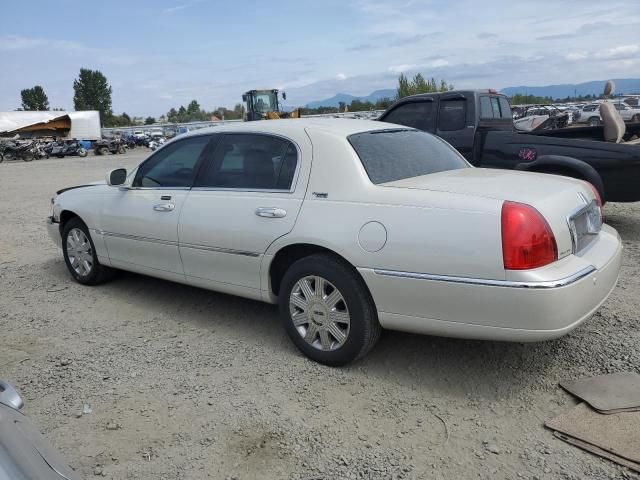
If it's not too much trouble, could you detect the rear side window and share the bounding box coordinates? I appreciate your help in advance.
[197,133,297,190]
[381,101,435,131]
[438,99,466,131]
[348,129,469,184]
[480,96,512,119]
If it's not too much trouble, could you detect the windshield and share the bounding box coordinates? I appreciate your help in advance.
[252,91,277,114]
[348,129,469,184]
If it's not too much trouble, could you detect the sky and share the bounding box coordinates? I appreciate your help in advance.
[1,0,639,116]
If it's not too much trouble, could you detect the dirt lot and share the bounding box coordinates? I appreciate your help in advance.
[1,150,639,480]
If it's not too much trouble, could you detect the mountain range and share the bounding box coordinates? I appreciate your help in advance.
[305,79,640,108]
[305,89,396,108]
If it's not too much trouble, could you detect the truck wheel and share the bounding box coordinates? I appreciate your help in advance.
[588,117,601,127]
[279,253,381,366]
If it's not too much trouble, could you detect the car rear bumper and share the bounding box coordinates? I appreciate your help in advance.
[46,216,61,249]
[359,225,622,342]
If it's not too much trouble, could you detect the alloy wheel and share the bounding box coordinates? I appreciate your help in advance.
[66,228,93,276]
[289,275,350,351]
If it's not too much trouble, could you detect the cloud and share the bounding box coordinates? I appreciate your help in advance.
[347,44,377,52]
[163,4,190,13]
[477,32,498,39]
[336,73,347,80]
[595,44,639,59]
[0,35,82,52]
[566,52,588,61]
[388,64,418,74]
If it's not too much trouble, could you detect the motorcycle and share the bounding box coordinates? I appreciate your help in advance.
[49,140,88,158]
[0,140,36,162]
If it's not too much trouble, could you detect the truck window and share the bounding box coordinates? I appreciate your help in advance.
[382,101,434,131]
[438,99,466,131]
[499,97,513,118]
[480,96,512,119]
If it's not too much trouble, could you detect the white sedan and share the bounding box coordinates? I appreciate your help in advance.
[47,119,622,365]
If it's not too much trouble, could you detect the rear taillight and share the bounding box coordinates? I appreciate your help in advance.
[585,182,603,214]
[501,201,558,270]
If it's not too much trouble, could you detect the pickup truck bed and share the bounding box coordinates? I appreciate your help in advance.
[379,90,640,202]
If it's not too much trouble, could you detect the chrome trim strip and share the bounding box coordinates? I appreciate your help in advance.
[179,242,260,257]
[96,230,260,257]
[97,230,178,246]
[373,266,596,289]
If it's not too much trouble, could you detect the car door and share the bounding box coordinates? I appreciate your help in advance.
[435,94,474,160]
[100,134,214,277]
[178,132,309,292]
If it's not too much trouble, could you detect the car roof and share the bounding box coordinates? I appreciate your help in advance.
[182,118,401,139]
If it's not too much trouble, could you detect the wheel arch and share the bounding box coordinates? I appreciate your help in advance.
[267,242,370,300]
[514,154,605,201]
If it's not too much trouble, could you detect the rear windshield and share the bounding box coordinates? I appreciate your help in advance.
[348,129,469,184]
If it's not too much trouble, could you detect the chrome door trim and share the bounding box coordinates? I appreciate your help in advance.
[373,266,596,289]
[96,230,179,246]
[179,243,261,257]
[96,230,260,257]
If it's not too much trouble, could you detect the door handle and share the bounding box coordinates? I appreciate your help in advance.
[153,203,175,212]
[255,207,286,218]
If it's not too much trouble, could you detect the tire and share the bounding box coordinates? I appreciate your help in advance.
[279,253,381,366]
[78,148,87,157]
[0,153,3,164]
[632,114,640,123]
[588,117,601,127]
[62,217,116,285]
[22,152,34,162]
[56,154,65,159]
[99,147,109,156]
[118,146,126,154]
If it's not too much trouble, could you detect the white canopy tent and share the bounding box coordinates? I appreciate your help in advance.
[0,111,101,140]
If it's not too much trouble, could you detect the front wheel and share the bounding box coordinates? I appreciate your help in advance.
[588,117,601,127]
[279,254,381,366]
[62,217,116,285]
[78,148,88,157]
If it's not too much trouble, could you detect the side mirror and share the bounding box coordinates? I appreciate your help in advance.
[107,168,127,186]
[242,94,248,102]
[0,379,24,410]
[282,91,287,101]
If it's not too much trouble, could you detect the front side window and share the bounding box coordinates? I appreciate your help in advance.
[381,101,435,132]
[348,129,469,184]
[438,99,466,131]
[133,135,211,188]
[197,134,297,190]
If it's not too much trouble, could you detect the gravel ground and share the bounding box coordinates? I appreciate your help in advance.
[1,150,639,480]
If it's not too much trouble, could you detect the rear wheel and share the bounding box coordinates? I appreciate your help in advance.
[279,254,381,366]
[78,148,88,157]
[588,117,601,127]
[118,146,126,154]
[62,217,115,285]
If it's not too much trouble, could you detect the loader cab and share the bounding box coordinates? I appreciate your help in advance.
[243,89,280,121]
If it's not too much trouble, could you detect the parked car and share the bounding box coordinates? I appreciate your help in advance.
[613,102,640,123]
[46,119,622,365]
[133,130,145,139]
[379,90,640,202]
[0,379,79,479]
[574,104,602,126]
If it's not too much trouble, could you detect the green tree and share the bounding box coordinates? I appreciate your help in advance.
[396,73,453,99]
[187,100,201,115]
[145,116,156,125]
[21,85,50,111]
[167,108,179,123]
[73,68,113,121]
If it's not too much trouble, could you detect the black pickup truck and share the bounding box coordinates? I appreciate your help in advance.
[379,90,640,202]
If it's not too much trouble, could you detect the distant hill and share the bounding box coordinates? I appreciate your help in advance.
[306,89,396,108]
[500,79,640,99]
